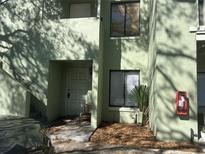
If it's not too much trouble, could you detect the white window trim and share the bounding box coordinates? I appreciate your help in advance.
[109,107,137,112]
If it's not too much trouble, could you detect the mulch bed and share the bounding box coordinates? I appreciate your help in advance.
[90,123,202,152]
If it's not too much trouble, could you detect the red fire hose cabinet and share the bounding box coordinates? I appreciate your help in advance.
[176,91,189,116]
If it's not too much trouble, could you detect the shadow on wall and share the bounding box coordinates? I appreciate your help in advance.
[0,0,99,119]
[101,0,150,123]
[148,0,197,140]
[111,0,149,69]
[30,94,47,122]
[0,69,29,116]
[0,116,42,150]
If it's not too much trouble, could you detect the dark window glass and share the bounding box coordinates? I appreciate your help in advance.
[125,3,140,36]
[110,71,140,107]
[110,71,124,106]
[111,4,125,37]
[111,2,140,37]
[125,72,139,107]
[199,0,205,25]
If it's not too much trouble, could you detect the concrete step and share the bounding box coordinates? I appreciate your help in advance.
[0,116,43,153]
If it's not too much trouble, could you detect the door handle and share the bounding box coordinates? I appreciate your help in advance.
[67,92,70,98]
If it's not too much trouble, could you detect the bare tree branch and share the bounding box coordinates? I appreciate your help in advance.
[0,0,9,5]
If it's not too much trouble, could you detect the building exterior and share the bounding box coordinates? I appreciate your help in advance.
[0,0,204,141]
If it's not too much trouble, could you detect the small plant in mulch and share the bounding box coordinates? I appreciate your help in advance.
[201,126,205,133]
[129,85,149,125]
[90,123,202,152]
[201,125,205,141]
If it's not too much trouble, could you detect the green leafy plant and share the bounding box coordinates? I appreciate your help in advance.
[129,85,149,112]
[202,126,205,133]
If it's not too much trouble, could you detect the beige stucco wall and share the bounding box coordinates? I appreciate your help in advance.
[0,0,101,127]
[0,0,200,141]
[147,0,158,135]
[149,0,198,140]
[100,0,149,123]
[0,69,30,117]
[47,61,63,121]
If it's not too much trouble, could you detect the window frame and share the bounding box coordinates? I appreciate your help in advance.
[109,70,140,108]
[69,3,92,18]
[60,0,97,19]
[199,0,205,25]
[110,1,140,37]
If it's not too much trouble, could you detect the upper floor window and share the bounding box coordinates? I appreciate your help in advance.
[70,3,92,18]
[60,0,97,19]
[110,1,140,37]
[199,0,205,25]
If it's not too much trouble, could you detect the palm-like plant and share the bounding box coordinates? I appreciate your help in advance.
[130,85,149,125]
[130,85,149,112]
[202,126,205,133]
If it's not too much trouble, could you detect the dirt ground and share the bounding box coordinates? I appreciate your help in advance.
[90,123,202,152]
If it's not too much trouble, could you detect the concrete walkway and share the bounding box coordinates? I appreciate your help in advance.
[43,118,95,153]
[0,115,43,153]
[3,116,204,154]
[42,118,205,154]
[57,144,205,154]
[45,142,205,154]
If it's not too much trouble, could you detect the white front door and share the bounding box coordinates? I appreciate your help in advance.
[65,68,90,116]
